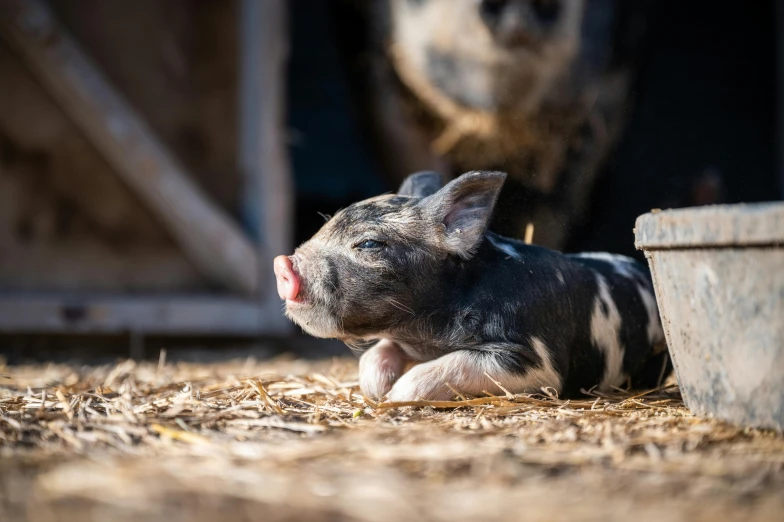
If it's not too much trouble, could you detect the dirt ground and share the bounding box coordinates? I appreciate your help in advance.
[1,355,783,522]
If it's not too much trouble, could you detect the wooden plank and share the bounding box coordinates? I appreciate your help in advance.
[238,0,294,330]
[0,294,289,336]
[0,0,261,296]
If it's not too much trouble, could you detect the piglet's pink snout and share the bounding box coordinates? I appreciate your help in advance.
[273,255,301,301]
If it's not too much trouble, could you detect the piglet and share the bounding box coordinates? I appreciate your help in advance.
[274,171,668,402]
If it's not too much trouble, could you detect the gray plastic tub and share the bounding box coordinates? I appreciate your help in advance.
[635,203,784,430]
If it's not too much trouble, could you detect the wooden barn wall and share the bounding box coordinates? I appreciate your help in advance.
[0,0,240,293]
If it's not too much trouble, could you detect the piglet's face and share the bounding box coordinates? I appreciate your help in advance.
[274,171,506,341]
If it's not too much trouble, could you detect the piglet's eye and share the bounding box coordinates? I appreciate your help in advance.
[354,239,385,250]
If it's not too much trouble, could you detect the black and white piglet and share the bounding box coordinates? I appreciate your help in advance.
[274,171,668,402]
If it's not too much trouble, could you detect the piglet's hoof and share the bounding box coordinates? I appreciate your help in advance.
[385,363,455,403]
[358,340,407,400]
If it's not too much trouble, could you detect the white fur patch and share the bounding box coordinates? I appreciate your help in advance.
[590,274,625,390]
[556,269,566,285]
[576,253,665,350]
[487,235,521,260]
[385,342,563,402]
[575,252,637,279]
[576,253,665,348]
[636,283,664,345]
[527,337,564,394]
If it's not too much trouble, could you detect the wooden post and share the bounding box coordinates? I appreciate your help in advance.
[238,0,294,326]
[0,0,261,296]
[238,0,293,259]
[778,0,784,199]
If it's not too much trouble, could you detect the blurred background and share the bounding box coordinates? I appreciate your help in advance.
[0,0,781,361]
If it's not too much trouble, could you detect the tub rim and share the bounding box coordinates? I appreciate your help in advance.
[634,202,784,251]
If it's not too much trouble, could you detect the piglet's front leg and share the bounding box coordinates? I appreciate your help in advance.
[386,346,563,402]
[358,339,409,400]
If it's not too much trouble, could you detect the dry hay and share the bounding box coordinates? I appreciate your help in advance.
[1,355,783,522]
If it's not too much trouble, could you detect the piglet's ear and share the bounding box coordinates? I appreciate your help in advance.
[398,171,443,198]
[419,171,506,259]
